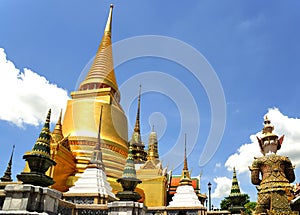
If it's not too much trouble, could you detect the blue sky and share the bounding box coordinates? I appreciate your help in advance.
[1,1,300,208]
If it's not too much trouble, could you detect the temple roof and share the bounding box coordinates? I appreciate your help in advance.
[169,176,201,195]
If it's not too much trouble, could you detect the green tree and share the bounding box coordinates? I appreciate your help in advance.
[244,202,256,215]
[220,197,231,210]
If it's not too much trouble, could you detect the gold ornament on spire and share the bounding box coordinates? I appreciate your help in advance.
[52,109,63,143]
[147,126,159,160]
[179,134,192,186]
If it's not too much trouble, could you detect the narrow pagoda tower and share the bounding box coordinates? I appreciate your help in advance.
[179,134,192,186]
[228,167,246,213]
[62,4,128,186]
[52,109,64,143]
[0,145,15,182]
[109,142,146,215]
[116,142,142,201]
[147,126,159,161]
[130,85,147,164]
[229,167,241,196]
[49,110,75,192]
[137,127,167,206]
[168,135,202,207]
[17,109,56,187]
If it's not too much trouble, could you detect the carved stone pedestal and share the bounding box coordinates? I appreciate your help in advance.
[108,201,147,215]
[0,184,62,215]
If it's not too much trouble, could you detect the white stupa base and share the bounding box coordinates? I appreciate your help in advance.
[168,185,202,207]
[65,168,115,199]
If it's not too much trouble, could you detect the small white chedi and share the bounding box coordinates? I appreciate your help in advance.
[168,137,202,207]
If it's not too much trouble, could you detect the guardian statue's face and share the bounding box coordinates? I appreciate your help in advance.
[261,137,278,155]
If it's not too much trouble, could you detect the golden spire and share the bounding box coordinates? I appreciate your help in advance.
[183,134,188,171]
[79,4,118,95]
[179,134,192,186]
[130,85,147,163]
[104,4,113,33]
[134,84,142,133]
[147,126,159,160]
[52,109,63,142]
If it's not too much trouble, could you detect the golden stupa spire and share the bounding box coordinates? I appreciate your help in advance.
[147,125,159,160]
[130,84,147,163]
[179,134,192,186]
[79,4,118,95]
[134,84,142,133]
[104,4,113,33]
[52,109,63,142]
[183,134,188,171]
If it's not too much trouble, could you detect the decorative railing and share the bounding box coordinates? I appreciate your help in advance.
[58,199,108,215]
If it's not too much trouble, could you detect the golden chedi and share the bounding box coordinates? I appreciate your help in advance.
[62,4,128,186]
[49,110,76,192]
[137,127,168,206]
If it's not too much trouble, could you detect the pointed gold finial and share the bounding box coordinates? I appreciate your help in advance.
[78,4,118,96]
[264,115,270,125]
[147,126,159,160]
[262,115,275,136]
[55,109,62,128]
[105,4,114,33]
[52,109,63,142]
[183,133,188,171]
[134,84,142,133]
[179,134,192,186]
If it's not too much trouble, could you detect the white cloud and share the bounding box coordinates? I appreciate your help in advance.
[225,108,300,174]
[212,176,232,198]
[0,48,69,127]
[238,13,265,31]
[215,162,221,168]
